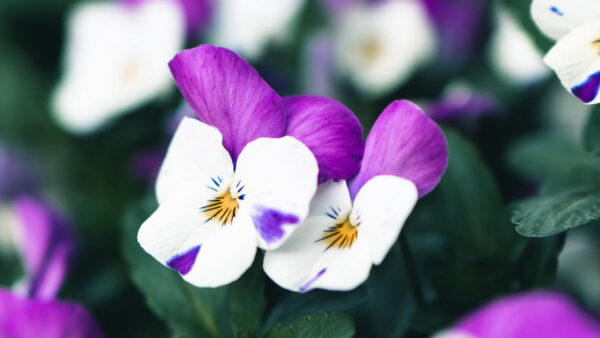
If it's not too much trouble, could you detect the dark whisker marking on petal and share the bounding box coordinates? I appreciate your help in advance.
[206,185,218,191]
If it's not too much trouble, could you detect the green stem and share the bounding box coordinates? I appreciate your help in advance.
[399,233,425,306]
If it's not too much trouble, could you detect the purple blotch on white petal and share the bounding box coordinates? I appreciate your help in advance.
[167,245,201,275]
[252,208,299,244]
[571,71,600,103]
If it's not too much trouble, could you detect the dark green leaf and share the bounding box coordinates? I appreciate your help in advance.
[512,166,600,237]
[508,133,599,181]
[122,200,228,338]
[265,312,355,338]
[584,109,600,156]
[230,259,265,338]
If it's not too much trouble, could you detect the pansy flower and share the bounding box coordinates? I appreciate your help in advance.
[264,100,447,292]
[334,0,436,96]
[52,0,185,134]
[0,197,102,338]
[532,0,600,103]
[138,45,326,287]
[433,291,600,338]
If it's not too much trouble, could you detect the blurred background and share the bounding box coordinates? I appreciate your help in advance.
[0,0,599,337]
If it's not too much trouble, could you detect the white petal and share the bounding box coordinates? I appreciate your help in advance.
[489,10,550,86]
[334,0,436,96]
[431,330,477,338]
[264,215,372,292]
[52,0,184,134]
[351,175,417,265]
[211,0,306,60]
[156,117,234,205]
[307,180,352,218]
[544,20,600,104]
[182,204,257,287]
[234,136,318,250]
[531,0,600,40]
[138,190,257,288]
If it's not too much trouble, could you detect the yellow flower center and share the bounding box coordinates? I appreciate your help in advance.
[317,215,358,251]
[201,190,239,226]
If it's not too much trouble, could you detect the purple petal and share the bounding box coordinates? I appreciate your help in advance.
[422,0,489,66]
[252,208,299,244]
[14,196,75,300]
[167,245,201,275]
[169,45,286,163]
[284,96,364,182]
[0,290,103,338]
[426,86,500,121]
[572,71,600,103]
[120,0,213,34]
[452,291,600,338]
[302,34,335,97]
[348,100,448,198]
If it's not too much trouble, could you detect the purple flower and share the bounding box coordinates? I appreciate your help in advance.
[0,147,36,201]
[426,83,500,122]
[0,290,102,338]
[434,291,600,338]
[264,100,448,292]
[0,197,102,337]
[138,45,323,287]
[121,0,213,34]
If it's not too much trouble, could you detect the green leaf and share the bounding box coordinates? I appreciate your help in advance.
[584,109,600,156]
[230,259,265,338]
[512,166,600,237]
[121,200,228,338]
[507,133,599,181]
[262,286,367,333]
[265,312,355,338]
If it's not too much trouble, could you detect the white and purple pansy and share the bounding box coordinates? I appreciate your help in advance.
[531,0,600,104]
[264,100,448,292]
[138,45,369,288]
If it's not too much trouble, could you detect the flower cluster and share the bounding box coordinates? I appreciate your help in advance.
[137,45,448,290]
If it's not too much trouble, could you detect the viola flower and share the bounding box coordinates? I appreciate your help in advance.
[264,100,448,292]
[0,197,102,338]
[490,8,549,86]
[531,0,600,103]
[211,0,307,60]
[137,45,321,287]
[52,0,185,134]
[433,291,600,338]
[334,0,436,96]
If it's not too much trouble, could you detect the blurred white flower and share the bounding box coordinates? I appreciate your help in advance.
[334,0,436,97]
[0,204,19,256]
[210,0,306,60]
[52,0,185,134]
[489,9,549,86]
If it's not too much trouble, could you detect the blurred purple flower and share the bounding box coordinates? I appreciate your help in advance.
[302,33,335,97]
[0,290,102,338]
[120,0,213,34]
[426,83,500,121]
[436,292,600,338]
[130,149,166,182]
[422,0,489,67]
[0,197,102,337]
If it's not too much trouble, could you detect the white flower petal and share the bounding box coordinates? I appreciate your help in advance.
[334,0,436,96]
[531,0,600,40]
[156,117,234,205]
[352,175,417,265]
[234,136,318,250]
[264,215,372,292]
[182,204,257,287]
[307,180,352,218]
[544,20,600,104]
[52,0,184,134]
[211,0,306,60]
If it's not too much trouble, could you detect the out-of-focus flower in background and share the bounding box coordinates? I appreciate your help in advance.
[0,146,36,201]
[52,0,185,134]
[489,8,550,86]
[121,0,213,35]
[433,291,600,338]
[426,81,500,122]
[0,197,102,338]
[334,0,436,97]
[210,0,306,60]
[532,0,600,103]
[264,100,447,292]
